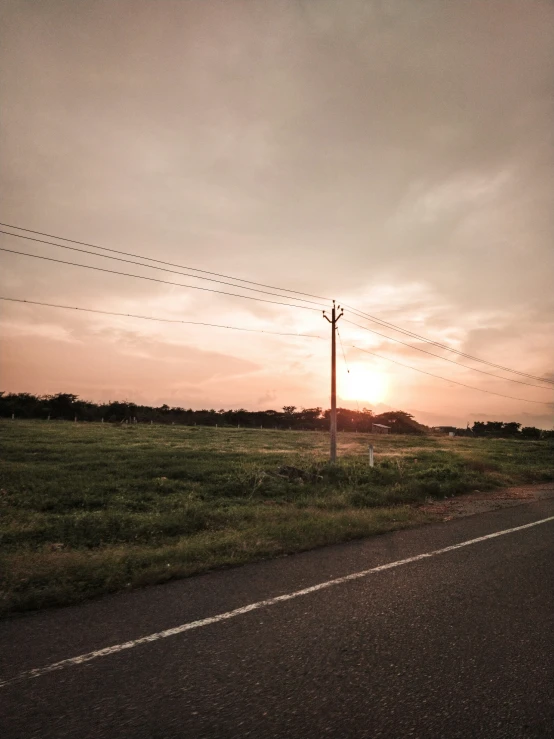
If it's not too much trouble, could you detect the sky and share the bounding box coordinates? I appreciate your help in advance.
[0,0,553,428]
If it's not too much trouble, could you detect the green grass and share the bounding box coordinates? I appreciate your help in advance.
[1,420,552,616]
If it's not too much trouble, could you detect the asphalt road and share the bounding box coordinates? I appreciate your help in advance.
[1,498,553,739]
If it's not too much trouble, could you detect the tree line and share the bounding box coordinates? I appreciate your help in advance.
[1,392,551,438]
[429,421,550,439]
[0,392,429,433]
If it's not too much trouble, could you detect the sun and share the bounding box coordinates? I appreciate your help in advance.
[339,363,388,405]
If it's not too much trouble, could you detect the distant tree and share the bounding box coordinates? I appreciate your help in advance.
[44,393,79,420]
[298,407,322,421]
[502,422,521,437]
[0,392,44,418]
[472,421,522,438]
[486,421,505,436]
[521,426,542,440]
[472,421,486,436]
[101,400,132,422]
[372,410,427,435]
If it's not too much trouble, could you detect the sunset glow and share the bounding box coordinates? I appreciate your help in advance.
[339,364,388,406]
[0,1,552,429]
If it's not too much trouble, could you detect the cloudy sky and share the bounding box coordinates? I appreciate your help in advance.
[1,0,553,427]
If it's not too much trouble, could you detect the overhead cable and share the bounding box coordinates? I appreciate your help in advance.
[0,221,330,302]
[3,221,549,386]
[342,318,551,390]
[342,302,554,386]
[0,229,325,308]
[0,296,323,338]
[0,247,322,312]
[337,326,360,411]
[350,344,551,405]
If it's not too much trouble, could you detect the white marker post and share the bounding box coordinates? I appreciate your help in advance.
[369,445,374,468]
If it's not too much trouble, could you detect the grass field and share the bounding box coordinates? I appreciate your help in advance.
[1,419,552,616]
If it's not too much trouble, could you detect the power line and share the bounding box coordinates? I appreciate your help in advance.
[337,327,351,374]
[349,344,552,405]
[337,326,360,412]
[0,229,325,308]
[0,247,322,312]
[0,221,330,302]
[3,221,550,388]
[342,318,552,391]
[0,296,323,338]
[3,292,548,406]
[341,302,554,386]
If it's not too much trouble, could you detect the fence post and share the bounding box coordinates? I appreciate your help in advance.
[369,445,374,468]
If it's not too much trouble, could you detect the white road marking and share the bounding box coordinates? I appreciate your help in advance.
[2,515,553,688]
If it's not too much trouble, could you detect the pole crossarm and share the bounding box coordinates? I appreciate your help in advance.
[324,301,344,463]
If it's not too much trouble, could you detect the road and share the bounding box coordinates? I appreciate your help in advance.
[1,498,553,738]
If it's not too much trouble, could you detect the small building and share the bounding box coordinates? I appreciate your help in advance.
[371,423,390,435]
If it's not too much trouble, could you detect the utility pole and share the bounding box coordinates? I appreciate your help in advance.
[323,300,344,462]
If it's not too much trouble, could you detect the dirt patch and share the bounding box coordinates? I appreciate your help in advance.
[417,484,554,521]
